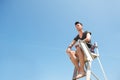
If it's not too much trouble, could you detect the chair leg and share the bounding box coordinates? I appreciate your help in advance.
[86,61,92,80]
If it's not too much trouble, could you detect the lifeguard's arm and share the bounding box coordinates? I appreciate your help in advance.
[68,40,76,48]
[84,33,91,42]
[66,40,76,53]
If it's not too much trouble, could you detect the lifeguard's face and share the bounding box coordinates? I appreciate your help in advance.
[75,24,83,31]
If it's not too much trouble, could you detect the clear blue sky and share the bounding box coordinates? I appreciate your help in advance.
[0,0,120,80]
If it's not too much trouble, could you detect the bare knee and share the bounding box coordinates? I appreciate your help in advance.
[66,49,75,57]
[68,51,75,57]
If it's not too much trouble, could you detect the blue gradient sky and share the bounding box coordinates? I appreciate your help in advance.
[0,0,120,80]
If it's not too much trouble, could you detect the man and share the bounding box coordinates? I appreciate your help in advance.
[66,21,91,79]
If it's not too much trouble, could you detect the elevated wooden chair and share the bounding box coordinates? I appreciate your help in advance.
[72,40,100,80]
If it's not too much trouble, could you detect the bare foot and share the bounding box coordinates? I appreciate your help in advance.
[75,72,86,79]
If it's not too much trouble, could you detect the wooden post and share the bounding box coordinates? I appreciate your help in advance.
[86,61,92,80]
[78,40,93,80]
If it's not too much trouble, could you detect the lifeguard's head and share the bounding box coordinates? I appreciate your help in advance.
[75,21,83,31]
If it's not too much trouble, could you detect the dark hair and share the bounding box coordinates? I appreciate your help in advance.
[75,21,83,26]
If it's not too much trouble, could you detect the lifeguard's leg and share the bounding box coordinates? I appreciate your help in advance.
[67,50,80,73]
[75,46,86,79]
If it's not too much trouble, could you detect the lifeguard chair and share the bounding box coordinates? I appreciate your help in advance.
[72,40,107,80]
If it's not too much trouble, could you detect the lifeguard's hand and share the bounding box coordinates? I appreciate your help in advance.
[66,48,71,53]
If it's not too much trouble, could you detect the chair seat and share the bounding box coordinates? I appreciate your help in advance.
[84,53,99,62]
